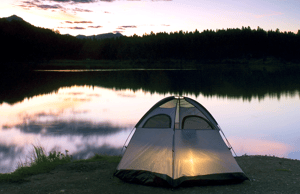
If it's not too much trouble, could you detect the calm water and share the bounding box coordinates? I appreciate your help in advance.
[0,70,300,173]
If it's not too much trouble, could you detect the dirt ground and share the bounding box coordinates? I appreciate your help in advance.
[1,155,300,194]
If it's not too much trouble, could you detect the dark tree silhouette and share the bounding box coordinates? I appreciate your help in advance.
[1,16,300,72]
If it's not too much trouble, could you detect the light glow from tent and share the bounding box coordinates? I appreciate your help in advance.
[184,154,197,176]
[180,150,212,176]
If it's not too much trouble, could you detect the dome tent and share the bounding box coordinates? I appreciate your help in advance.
[114,96,248,187]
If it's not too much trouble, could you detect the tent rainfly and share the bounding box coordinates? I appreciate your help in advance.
[114,96,248,187]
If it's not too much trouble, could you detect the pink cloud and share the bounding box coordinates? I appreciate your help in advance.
[88,25,103,28]
[58,26,86,29]
[74,21,93,23]
[72,8,93,12]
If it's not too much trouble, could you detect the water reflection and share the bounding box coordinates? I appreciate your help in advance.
[1,70,300,105]
[15,121,124,136]
[0,86,169,173]
[230,138,293,158]
[0,145,24,173]
[0,123,131,173]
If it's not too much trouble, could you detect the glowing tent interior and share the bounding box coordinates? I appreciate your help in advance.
[114,96,248,187]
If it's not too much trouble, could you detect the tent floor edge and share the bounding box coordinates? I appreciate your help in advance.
[114,170,249,187]
[175,172,249,187]
[114,169,173,187]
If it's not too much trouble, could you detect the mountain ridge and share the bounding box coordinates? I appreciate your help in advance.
[76,33,123,40]
[2,15,123,39]
[4,15,25,22]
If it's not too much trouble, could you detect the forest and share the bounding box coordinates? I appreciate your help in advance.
[1,16,300,71]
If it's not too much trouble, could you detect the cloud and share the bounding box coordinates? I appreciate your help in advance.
[88,25,103,28]
[72,8,93,12]
[37,4,63,9]
[74,21,93,23]
[113,30,124,34]
[116,26,137,30]
[100,0,172,2]
[18,0,172,11]
[17,2,34,10]
[18,0,65,11]
[68,27,86,29]
[18,0,94,12]
[64,21,93,24]
[58,26,86,29]
[50,0,97,3]
[61,21,100,29]
[119,25,137,28]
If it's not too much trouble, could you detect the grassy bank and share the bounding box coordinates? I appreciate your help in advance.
[0,146,121,183]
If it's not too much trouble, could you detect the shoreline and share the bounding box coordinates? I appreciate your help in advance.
[35,57,300,72]
[0,155,299,194]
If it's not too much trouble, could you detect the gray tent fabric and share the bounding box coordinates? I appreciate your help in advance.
[114,96,248,187]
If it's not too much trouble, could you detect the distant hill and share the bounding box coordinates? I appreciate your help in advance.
[76,33,123,40]
[0,15,125,68]
[0,15,85,67]
[2,15,123,40]
[4,15,25,22]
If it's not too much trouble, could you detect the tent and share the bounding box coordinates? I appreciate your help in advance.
[114,96,248,187]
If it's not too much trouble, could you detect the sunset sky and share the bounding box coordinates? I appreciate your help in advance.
[1,0,299,36]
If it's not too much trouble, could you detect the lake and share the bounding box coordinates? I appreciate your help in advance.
[0,70,299,173]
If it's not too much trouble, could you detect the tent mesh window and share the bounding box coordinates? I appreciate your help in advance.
[182,116,214,129]
[143,114,171,128]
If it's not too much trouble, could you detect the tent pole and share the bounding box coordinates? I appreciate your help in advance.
[219,126,238,157]
[172,97,180,182]
[120,127,136,155]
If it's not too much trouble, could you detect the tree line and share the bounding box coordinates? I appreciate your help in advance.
[1,17,300,71]
[94,27,300,61]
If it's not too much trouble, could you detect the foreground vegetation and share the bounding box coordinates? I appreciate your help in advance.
[0,146,121,183]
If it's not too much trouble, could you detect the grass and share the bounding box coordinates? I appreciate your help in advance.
[74,153,121,164]
[0,145,121,183]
